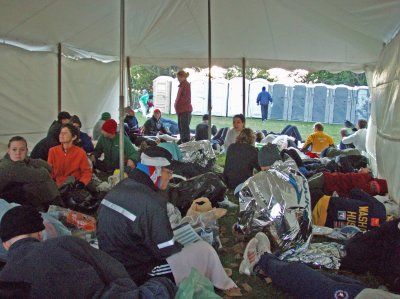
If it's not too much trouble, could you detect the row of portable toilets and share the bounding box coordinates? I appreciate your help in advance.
[153,76,370,124]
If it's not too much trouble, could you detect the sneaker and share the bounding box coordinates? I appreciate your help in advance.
[239,238,259,276]
[254,232,271,254]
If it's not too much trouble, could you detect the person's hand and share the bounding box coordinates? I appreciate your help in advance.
[74,180,85,190]
[127,159,136,169]
[90,155,96,162]
[270,102,274,108]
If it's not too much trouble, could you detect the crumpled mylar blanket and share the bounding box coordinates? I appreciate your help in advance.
[279,242,345,270]
[237,160,312,253]
[179,140,216,169]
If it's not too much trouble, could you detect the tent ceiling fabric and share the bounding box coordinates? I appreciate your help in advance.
[1,0,399,71]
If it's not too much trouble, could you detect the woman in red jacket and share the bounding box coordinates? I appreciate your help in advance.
[48,123,92,188]
[174,70,192,143]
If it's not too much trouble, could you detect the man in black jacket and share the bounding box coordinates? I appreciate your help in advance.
[0,206,176,298]
[97,147,238,293]
[97,147,183,284]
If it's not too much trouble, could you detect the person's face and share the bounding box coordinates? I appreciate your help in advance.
[8,140,28,161]
[154,112,161,120]
[72,122,81,130]
[233,117,244,131]
[177,75,186,83]
[159,167,173,190]
[128,110,135,116]
[59,127,76,144]
[61,118,71,125]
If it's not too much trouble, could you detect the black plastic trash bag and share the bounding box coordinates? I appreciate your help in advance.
[168,172,227,215]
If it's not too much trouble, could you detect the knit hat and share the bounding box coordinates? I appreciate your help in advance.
[70,115,82,128]
[154,109,161,114]
[258,143,281,167]
[0,206,45,242]
[140,146,172,167]
[102,119,117,135]
[101,112,111,121]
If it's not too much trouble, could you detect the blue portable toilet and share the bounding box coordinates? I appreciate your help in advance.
[270,83,288,120]
[329,85,353,124]
[310,84,330,123]
[287,83,308,121]
[351,86,370,123]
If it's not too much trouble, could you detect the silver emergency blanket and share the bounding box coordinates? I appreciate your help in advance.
[179,140,216,169]
[237,160,312,253]
[279,242,345,270]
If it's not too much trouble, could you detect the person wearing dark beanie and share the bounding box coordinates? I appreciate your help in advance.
[91,118,139,173]
[0,206,44,244]
[0,207,177,298]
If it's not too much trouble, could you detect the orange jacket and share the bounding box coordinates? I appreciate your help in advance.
[48,144,92,187]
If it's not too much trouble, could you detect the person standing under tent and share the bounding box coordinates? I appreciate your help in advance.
[174,70,192,144]
[256,86,273,122]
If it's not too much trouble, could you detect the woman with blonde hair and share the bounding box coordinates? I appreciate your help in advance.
[223,128,260,189]
[174,70,192,143]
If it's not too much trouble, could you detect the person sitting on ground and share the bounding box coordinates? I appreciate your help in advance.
[92,112,111,141]
[143,109,169,136]
[224,114,245,151]
[47,111,71,143]
[301,122,334,154]
[239,231,400,299]
[96,147,241,296]
[0,206,177,298]
[0,136,61,209]
[91,119,139,173]
[195,114,217,141]
[124,106,140,143]
[70,115,94,153]
[30,111,72,161]
[47,124,92,189]
[124,106,139,132]
[338,128,355,150]
[342,119,367,153]
[224,128,260,189]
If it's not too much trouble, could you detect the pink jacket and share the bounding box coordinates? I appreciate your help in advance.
[174,80,192,114]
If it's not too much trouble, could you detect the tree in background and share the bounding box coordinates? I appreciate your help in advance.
[305,70,367,86]
[225,66,275,81]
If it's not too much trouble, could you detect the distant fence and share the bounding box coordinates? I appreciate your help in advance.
[153,76,370,124]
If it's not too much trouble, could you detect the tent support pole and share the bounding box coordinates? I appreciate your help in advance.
[207,0,212,140]
[119,0,125,181]
[242,57,246,116]
[57,43,62,113]
[126,56,133,107]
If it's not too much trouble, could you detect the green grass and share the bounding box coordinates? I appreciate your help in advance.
[136,113,344,145]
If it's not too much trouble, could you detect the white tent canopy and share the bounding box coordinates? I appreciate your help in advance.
[0,0,399,203]
[1,0,399,70]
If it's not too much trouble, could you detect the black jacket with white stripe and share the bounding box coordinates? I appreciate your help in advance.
[96,169,183,284]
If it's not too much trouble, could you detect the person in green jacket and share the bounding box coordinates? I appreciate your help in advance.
[0,136,61,209]
[91,119,139,173]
